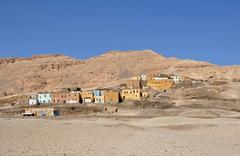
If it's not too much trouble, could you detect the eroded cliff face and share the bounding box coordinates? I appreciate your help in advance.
[0,50,239,96]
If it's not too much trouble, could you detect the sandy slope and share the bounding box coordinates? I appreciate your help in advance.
[0,117,240,156]
[1,50,240,96]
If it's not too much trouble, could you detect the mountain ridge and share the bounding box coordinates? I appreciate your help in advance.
[0,49,237,66]
[0,49,216,65]
[0,50,239,96]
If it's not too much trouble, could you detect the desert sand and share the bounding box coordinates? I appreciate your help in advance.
[1,115,240,156]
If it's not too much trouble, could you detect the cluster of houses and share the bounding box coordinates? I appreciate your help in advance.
[18,74,183,108]
[20,74,183,117]
[20,88,121,106]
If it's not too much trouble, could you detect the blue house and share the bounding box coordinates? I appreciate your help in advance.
[37,93,52,104]
[93,90,105,104]
[93,90,104,97]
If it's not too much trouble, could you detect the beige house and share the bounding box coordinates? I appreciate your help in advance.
[18,95,29,105]
[127,78,141,89]
[121,89,141,100]
[24,108,57,117]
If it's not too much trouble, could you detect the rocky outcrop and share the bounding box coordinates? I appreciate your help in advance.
[0,54,64,64]
[30,60,85,71]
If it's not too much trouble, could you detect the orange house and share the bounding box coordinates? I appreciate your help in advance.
[52,91,81,104]
[66,92,81,104]
[104,90,120,104]
[81,90,94,103]
[52,91,67,104]
[147,79,173,91]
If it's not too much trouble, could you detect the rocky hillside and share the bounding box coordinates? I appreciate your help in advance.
[0,50,239,96]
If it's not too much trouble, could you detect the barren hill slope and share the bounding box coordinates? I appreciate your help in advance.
[0,50,239,96]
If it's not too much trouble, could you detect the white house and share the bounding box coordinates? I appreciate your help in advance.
[84,98,92,103]
[29,99,37,105]
[154,77,168,80]
[140,74,147,81]
[171,75,181,84]
[95,96,104,104]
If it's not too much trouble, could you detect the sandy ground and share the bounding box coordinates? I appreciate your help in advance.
[0,116,240,156]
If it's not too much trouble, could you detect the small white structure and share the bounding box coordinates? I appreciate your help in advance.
[84,98,92,103]
[154,77,168,80]
[66,99,78,104]
[29,99,37,105]
[140,74,147,81]
[171,75,181,84]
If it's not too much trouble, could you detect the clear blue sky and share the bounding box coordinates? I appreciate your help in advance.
[0,0,239,65]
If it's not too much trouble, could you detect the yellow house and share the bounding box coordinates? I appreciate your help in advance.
[81,90,94,103]
[147,79,173,91]
[121,89,141,100]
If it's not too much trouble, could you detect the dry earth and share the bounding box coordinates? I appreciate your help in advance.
[0,116,240,156]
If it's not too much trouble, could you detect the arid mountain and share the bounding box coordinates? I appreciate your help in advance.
[0,50,239,96]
